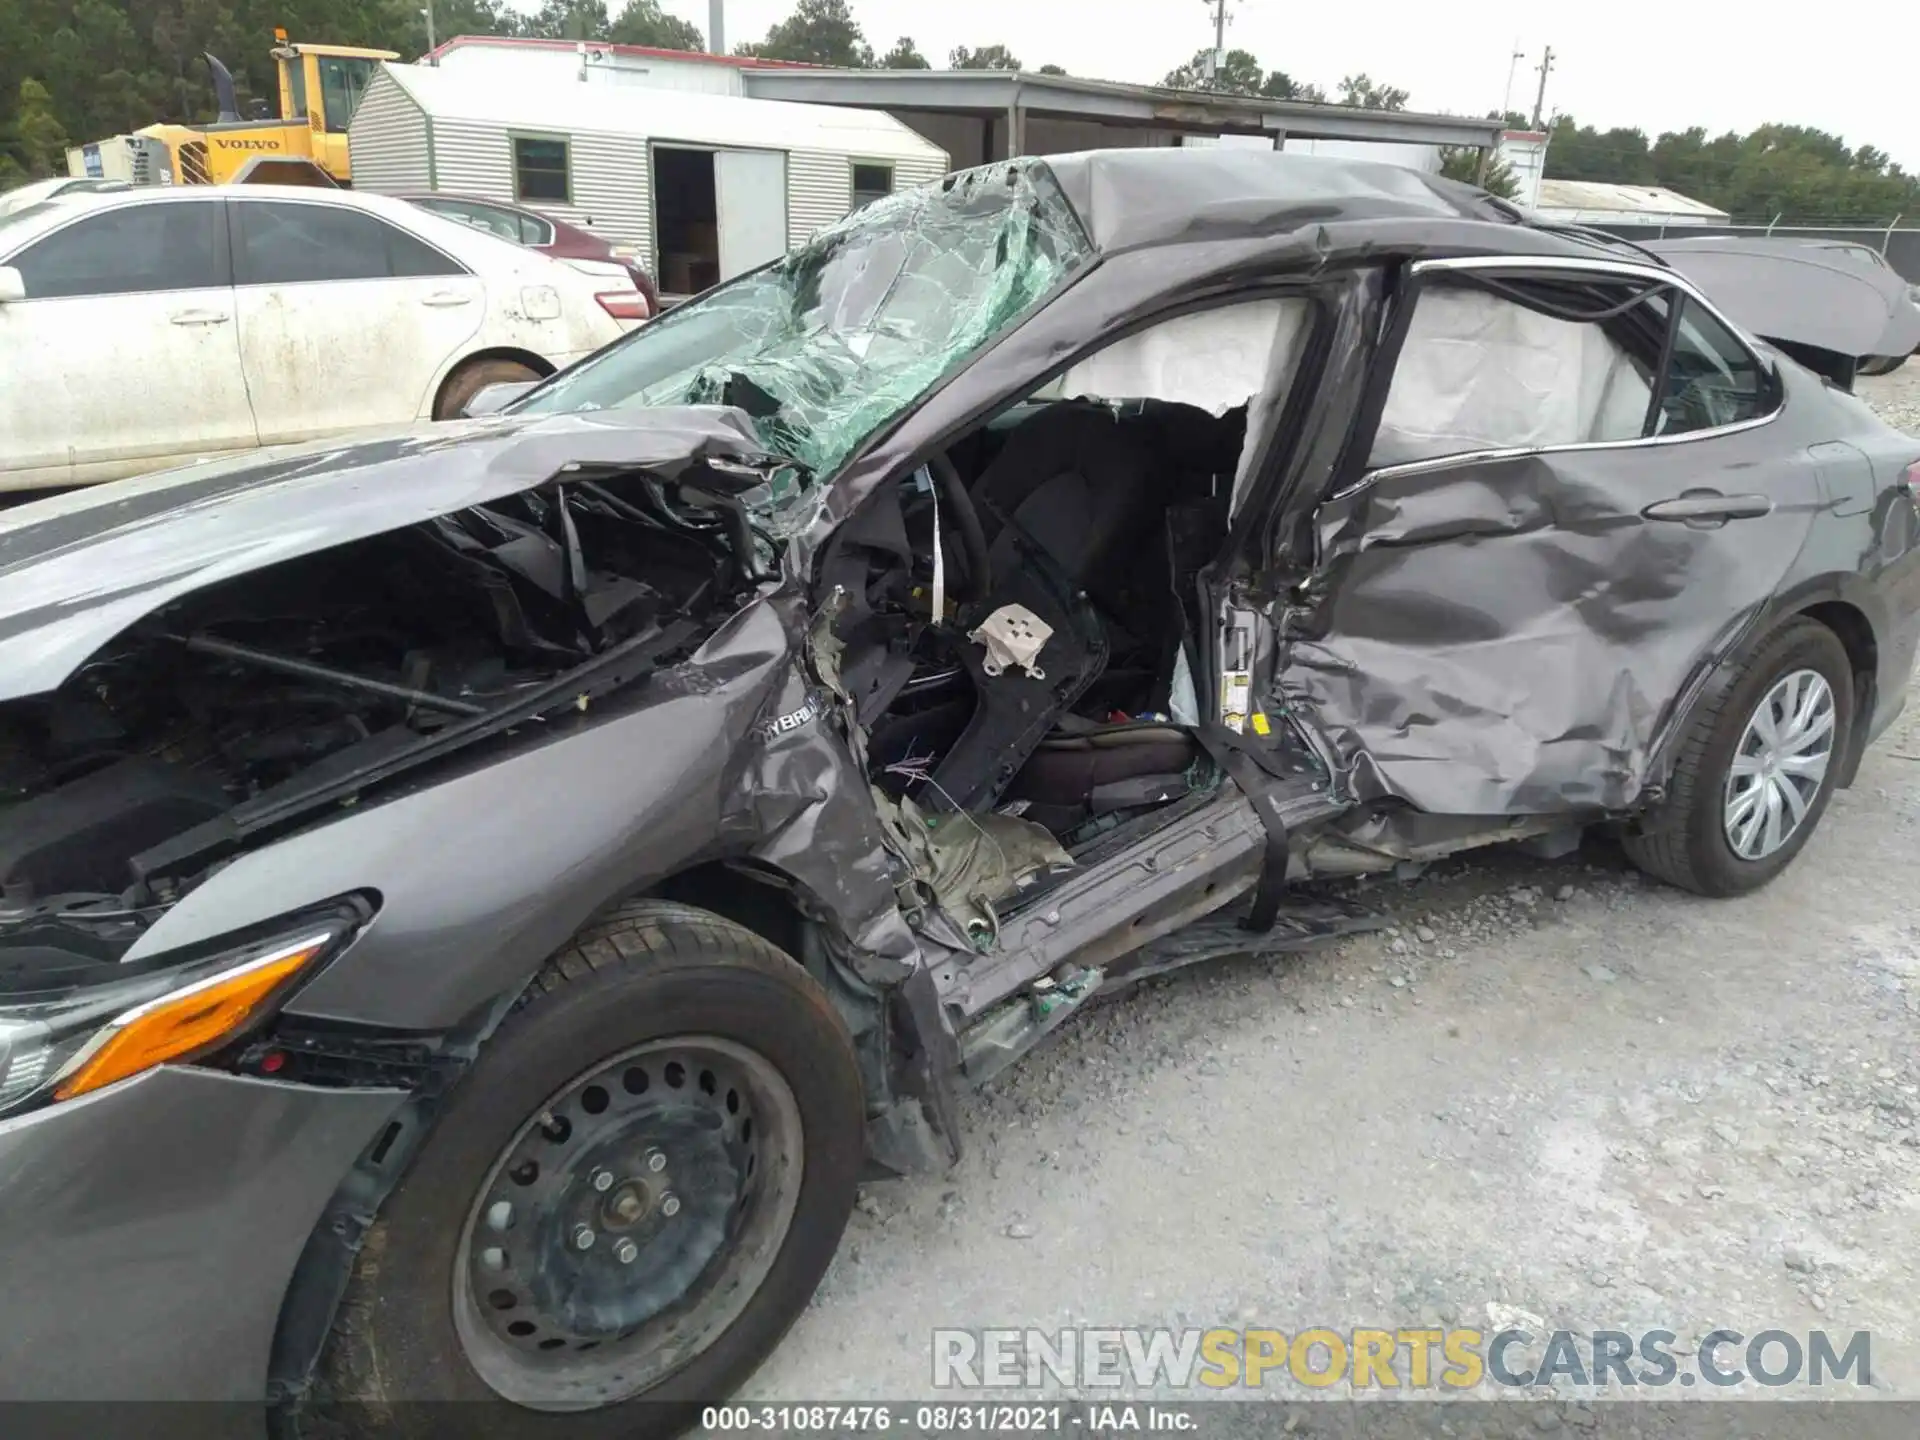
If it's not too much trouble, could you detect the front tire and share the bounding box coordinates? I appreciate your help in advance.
[306,902,864,1437]
[1624,618,1852,896]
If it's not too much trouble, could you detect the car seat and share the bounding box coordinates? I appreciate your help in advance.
[969,401,1156,591]
[1000,718,1200,835]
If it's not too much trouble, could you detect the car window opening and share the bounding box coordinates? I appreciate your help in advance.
[1371,278,1660,469]
[9,203,224,299]
[828,296,1325,912]
[1370,271,1782,470]
[0,466,767,972]
[233,200,465,286]
[1658,297,1775,433]
[425,198,522,244]
[516,159,1095,509]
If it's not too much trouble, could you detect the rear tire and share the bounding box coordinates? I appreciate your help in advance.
[435,358,544,420]
[302,902,864,1438]
[1624,619,1852,897]
[1856,354,1907,378]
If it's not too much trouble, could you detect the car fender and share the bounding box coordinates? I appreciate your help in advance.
[1644,572,1888,804]
[241,596,935,1398]
[120,596,920,1033]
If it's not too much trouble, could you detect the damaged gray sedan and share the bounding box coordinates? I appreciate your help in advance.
[1,150,1917,1426]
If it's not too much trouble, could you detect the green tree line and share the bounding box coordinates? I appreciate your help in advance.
[1533,112,1919,224]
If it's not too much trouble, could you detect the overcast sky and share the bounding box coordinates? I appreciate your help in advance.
[638,0,1920,170]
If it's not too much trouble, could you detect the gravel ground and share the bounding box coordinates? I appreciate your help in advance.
[1862,364,1920,433]
[744,374,1920,1412]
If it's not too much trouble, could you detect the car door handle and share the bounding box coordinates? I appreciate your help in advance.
[420,291,473,307]
[1642,491,1773,528]
[169,309,230,326]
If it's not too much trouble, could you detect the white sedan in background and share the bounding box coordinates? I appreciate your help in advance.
[0,185,633,491]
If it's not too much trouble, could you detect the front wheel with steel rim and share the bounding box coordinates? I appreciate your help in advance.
[453,1035,807,1410]
[1625,618,1854,897]
[303,902,865,1439]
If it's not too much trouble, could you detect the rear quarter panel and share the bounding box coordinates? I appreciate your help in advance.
[485,255,623,348]
[1779,370,1920,744]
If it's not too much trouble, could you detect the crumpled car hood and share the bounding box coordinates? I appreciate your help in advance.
[0,406,773,702]
[1647,236,1920,360]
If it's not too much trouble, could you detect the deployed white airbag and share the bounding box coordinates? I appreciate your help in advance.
[1049,298,1311,418]
[1370,288,1652,468]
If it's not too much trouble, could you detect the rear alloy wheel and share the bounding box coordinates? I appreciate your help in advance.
[1720,668,1836,862]
[1624,618,1853,896]
[304,902,864,1438]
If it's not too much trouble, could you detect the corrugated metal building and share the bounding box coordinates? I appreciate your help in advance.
[1532,179,1729,227]
[424,34,806,95]
[421,36,1505,164]
[349,62,949,297]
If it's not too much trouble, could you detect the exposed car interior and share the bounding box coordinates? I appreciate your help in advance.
[824,298,1322,870]
[0,468,757,974]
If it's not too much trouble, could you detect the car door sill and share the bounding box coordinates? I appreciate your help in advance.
[935,781,1345,1028]
[946,779,1360,1082]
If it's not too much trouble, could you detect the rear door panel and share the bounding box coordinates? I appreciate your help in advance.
[1285,432,1822,814]
[1277,257,1825,816]
[229,197,483,443]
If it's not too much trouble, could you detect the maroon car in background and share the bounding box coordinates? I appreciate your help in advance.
[401,192,660,320]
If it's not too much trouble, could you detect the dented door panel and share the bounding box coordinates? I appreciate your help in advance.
[1283,427,1825,815]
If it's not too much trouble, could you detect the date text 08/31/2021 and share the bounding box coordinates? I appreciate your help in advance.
[701,1404,1196,1433]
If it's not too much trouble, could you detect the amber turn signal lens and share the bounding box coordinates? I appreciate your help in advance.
[54,935,329,1101]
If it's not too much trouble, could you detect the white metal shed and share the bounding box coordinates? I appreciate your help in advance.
[350,63,950,295]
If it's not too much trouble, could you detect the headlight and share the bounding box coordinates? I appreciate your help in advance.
[0,925,343,1117]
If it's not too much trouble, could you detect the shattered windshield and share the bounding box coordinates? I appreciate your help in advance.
[511,159,1091,500]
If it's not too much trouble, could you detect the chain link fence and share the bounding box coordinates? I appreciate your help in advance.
[1591,221,1920,284]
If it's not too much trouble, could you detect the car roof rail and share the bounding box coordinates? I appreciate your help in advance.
[1527,219,1674,269]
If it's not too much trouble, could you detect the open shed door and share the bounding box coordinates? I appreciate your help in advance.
[715,149,789,280]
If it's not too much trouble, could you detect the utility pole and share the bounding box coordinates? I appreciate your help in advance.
[1500,39,1524,120]
[1202,0,1228,83]
[709,0,725,55]
[421,0,436,62]
[1530,45,1555,131]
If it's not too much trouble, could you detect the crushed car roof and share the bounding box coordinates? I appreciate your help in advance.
[0,407,771,702]
[1040,148,1526,252]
